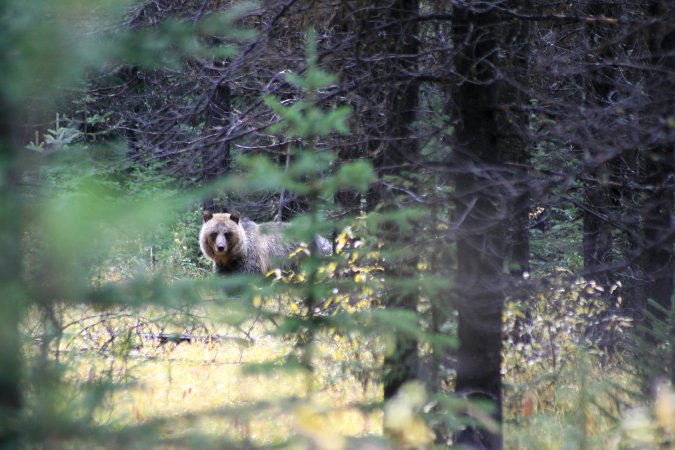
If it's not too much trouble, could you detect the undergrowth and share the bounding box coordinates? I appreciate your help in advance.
[22,214,675,449]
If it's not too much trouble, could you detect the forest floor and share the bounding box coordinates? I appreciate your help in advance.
[63,316,383,448]
[48,296,675,450]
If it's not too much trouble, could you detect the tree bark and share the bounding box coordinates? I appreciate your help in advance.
[450,3,510,448]
[0,75,23,449]
[581,1,623,289]
[360,0,421,400]
[641,0,675,384]
[642,0,674,317]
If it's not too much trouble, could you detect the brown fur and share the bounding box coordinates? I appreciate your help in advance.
[199,211,297,275]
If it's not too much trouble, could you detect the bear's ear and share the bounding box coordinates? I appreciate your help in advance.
[230,211,240,224]
[202,210,213,222]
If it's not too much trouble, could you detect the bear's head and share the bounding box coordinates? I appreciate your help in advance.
[199,211,247,265]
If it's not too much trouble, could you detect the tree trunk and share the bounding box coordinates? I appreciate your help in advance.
[581,1,623,289]
[0,79,23,448]
[582,177,614,285]
[641,0,675,383]
[375,0,421,401]
[451,3,510,448]
[503,8,532,347]
[642,0,674,317]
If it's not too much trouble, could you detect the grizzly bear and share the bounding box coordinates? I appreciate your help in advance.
[199,211,331,275]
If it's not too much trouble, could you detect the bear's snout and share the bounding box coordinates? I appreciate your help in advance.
[214,234,227,253]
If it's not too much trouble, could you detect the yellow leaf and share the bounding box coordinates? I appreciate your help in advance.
[655,382,675,433]
[294,404,346,450]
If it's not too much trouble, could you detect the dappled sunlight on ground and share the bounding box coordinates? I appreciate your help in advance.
[66,327,382,446]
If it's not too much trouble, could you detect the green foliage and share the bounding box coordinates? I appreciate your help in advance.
[627,296,675,390]
[504,278,630,375]
[1,0,128,103]
[3,1,672,449]
[502,280,675,449]
[233,28,377,374]
[11,16,389,449]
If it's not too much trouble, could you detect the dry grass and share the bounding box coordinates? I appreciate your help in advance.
[63,317,383,448]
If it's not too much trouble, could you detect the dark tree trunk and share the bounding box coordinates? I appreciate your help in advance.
[500,3,532,279]
[364,0,419,214]
[642,0,674,317]
[450,3,511,448]
[502,10,532,348]
[508,180,531,278]
[641,0,675,383]
[363,0,421,401]
[0,84,23,448]
[581,1,623,289]
[640,152,674,316]
[582,177,615,284]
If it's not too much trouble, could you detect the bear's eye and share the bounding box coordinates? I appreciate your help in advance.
[224,232,232,239]
[210,232,217,239]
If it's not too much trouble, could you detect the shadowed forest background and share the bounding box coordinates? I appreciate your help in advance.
[0,1,673,449]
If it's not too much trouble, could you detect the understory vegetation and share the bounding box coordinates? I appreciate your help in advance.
[20,233,675,449]
[1,0,674,449]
